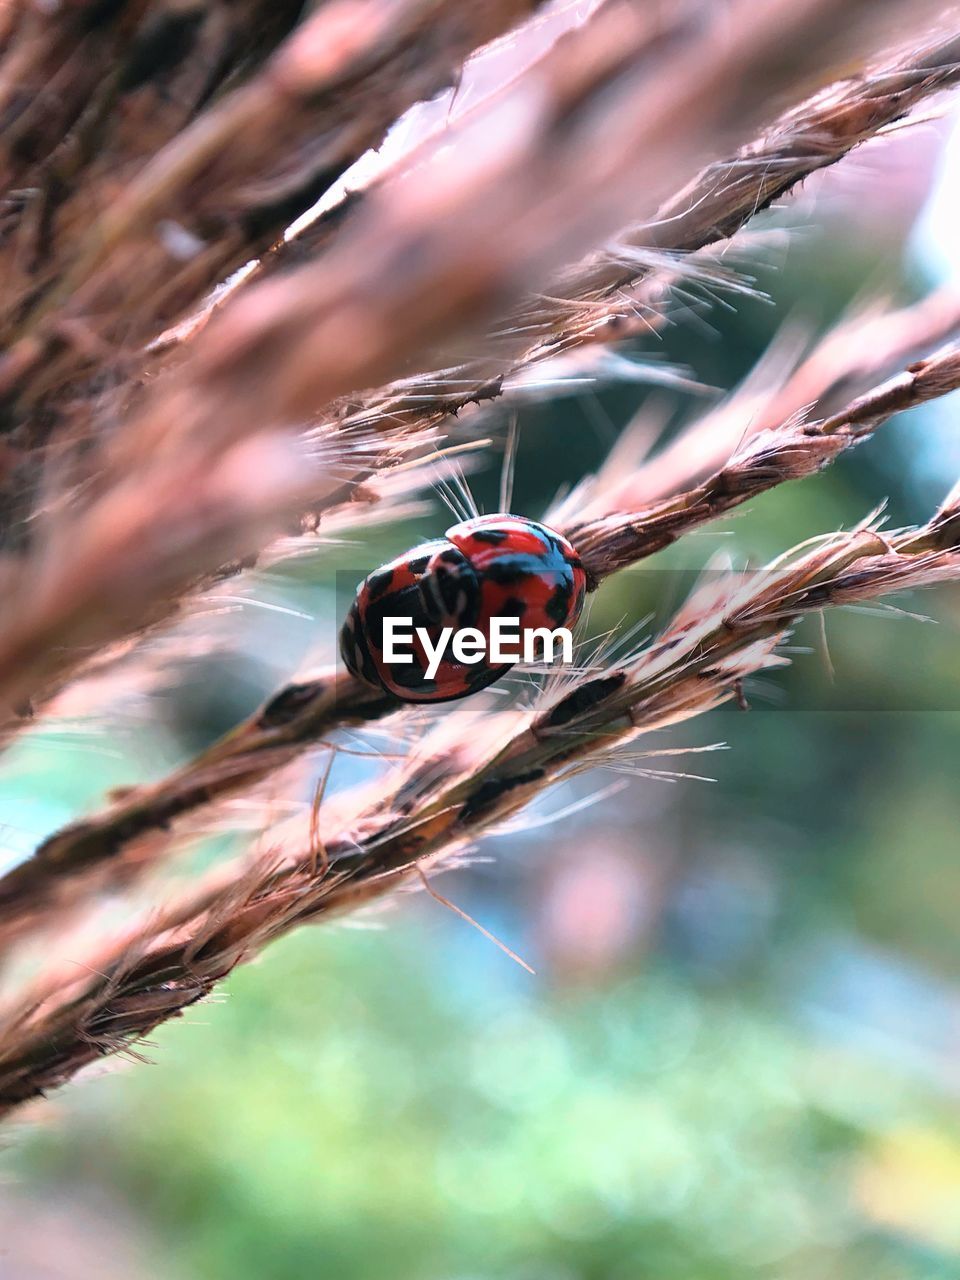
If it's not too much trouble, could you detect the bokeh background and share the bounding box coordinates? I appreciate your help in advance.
[2,92,960,1280]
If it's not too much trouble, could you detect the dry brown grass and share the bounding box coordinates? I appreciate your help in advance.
[3,485,960,1117]
[3,330,960,949]
[1,0,960,1118]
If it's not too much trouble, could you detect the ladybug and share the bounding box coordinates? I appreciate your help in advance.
[340,514,588,702]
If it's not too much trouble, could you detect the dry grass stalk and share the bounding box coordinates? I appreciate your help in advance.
[180,0,920,428]
[3,337,959,949]
[578,288,960,511]
[0,0,545,404]
[0,382,480,745]
[0,0,307,496]
[550,28,960,325]
[0,426,317,725]
[566,342,960,577]
[0,1,303,200]
[2,0,960,1121]
[0,0,545,556]
[2,486,960,1117]
[0,0,937,738]
[323,25,960,436]
[0,3,307,190]
[30,455,447,706]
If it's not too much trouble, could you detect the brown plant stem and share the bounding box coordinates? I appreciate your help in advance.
[307,25,960,437]
[0,0,929,732]
[0,0,545,381]
[606,288,960,508]
[567,343,960,578]
[0,0,546,557]
[2,340,959,950]
[0,1,302,202]
[2,488,959,1118]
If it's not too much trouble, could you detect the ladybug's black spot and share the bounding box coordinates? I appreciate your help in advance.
[340,602,381,687]
[481,556,531,585]
[470,529,509,545]
[365,568,395,601]
[407,553,432,574]
[500,596,528,619]
[389,654,432,692]
[364,582,432,655]
[425,548,479,623]
[464,661,510,691]
[545,672,627,727]
[340,624,358,671]
[352,618,381,686]
[545,579,574,625]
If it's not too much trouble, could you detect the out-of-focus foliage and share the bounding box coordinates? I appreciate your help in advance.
[3,125,960,1280]
[11,923,960,1280]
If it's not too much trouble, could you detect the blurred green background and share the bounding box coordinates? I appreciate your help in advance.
[2,111,960,1280]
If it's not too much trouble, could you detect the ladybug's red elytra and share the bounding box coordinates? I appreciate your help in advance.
[340,514,588,702]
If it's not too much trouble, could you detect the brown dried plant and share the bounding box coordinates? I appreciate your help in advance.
[3,332,960,947]
[0,0,959,1119]
[3,485,960,1117]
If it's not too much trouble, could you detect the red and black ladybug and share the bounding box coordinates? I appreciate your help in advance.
[340,515,587,702]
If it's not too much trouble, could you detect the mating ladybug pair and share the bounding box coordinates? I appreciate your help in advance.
[340,515,588,702]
